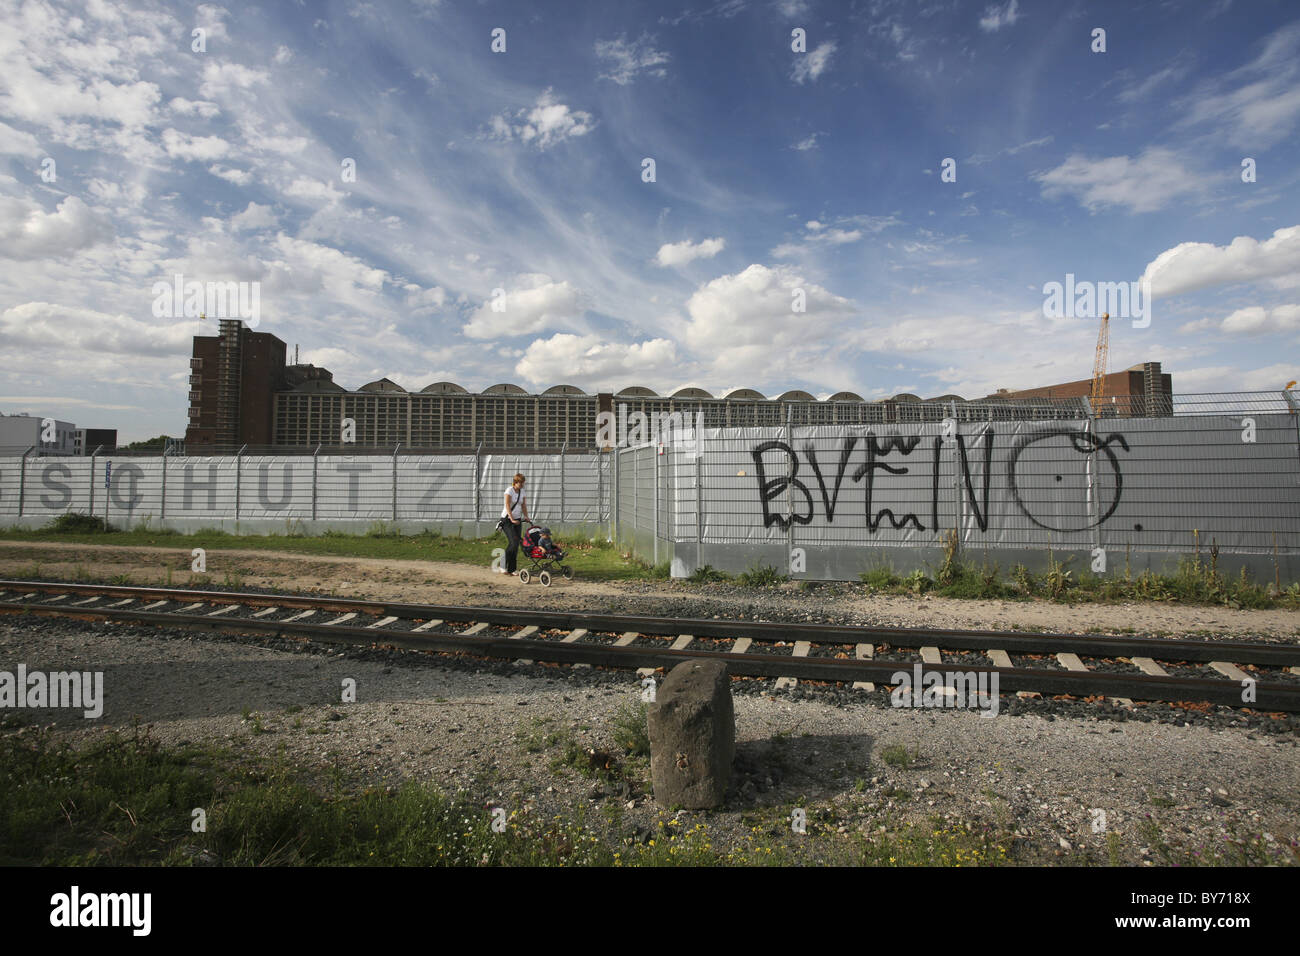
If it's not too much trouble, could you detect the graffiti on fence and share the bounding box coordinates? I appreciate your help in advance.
[750,426,1129,533]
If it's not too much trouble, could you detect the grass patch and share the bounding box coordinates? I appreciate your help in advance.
[611,701,650,758]
[738,562,787,588]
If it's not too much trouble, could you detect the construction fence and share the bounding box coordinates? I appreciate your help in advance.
[3,391,1299,583]
[0,448,610,537]
[612,391,1300,583]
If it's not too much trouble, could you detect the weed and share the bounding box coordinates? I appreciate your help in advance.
[611,701,650,758]
[738,562,787,587]
[689,564,728,584]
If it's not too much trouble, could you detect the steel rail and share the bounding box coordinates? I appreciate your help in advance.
[1,586,1298,712]
[2,580,1298,666]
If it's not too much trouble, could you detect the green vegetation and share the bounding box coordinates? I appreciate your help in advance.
[43,513,118,535]
[4,519,1297,607]
[611,701,651,758]
[689,564,730,583]
[3,521,651,583]
[879,743,920,769]
[737,562,787,588]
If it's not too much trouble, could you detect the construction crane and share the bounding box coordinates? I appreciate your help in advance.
[1090,311,1110,413]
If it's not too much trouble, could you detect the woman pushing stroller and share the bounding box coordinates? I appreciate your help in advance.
[496,472,529,575]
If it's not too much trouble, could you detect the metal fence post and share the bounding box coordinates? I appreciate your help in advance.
[632,448,639,540]
[311,444,320,521]
[652,444,659,565]
[160,445,168,520]
[560,441,567,524]
[949,400,961,553]
[392,443,400,522]
[785,406,794,572]
[1080,397,1100,558]
[87,446,101,517]
[234,444,246,522]
[474,441,484,537]
[610,449,618,544]
[17,446,33,517]
[695,413,704,545]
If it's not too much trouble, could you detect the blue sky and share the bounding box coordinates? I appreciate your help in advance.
[1,0,1298,441]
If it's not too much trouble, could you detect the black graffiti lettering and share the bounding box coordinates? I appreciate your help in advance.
[957,428,994,532]
[931,438,941,531]
[1007,428,1128,532]
[853,435,924,532]
[801,438,857,522]
[750,441,813,529]
[40,463,73,510]
[257,463,294,509]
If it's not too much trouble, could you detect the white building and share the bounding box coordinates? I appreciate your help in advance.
[0,413,77,455]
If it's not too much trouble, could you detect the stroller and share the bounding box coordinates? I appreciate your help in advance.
[516,520,574,586]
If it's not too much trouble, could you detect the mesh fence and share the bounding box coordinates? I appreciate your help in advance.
[613,392,1300,558]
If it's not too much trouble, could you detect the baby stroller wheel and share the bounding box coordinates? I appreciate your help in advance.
[539,570,552,587]
[517,569,531,584]
[562,565,574,580]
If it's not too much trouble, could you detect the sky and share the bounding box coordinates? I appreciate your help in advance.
[1,0,1298,442]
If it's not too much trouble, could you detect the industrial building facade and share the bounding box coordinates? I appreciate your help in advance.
[184,320,1175,452]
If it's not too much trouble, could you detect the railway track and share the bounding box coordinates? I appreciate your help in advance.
[3,579,1300,712]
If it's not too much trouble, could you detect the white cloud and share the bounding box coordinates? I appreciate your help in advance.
[683,264,856,352]
[487,90,596,149]
[463,274,582,339]
[1142,226,1300,297]
[775,0,810,16]
[595,34,670,85]
[195,4,231,41]
[1034,148,1205,213]
[1182,304,1300,335]
[161,128,231,161]
[1176,23,1300,147]
[0,196,113,260]
[273,45,294,65]
[404,285,447,314]
[792,41,835,84]
[0,121,43,158]
[654,237,726,267]
[284,177,344,204]
[168,97,220,118]
[979,0,1020,32]
[199,62,270,98]
[791,133,819,151]
[516,333,677,386]
[0,302,202,356]
[209,164,252,185]
[231,202,278,231]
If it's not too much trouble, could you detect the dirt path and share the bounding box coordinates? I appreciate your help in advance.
[2,540,1298,639]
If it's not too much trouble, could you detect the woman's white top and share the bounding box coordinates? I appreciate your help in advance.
[502,486,526,519]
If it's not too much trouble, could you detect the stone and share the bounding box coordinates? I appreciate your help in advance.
[648,659,735,809]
